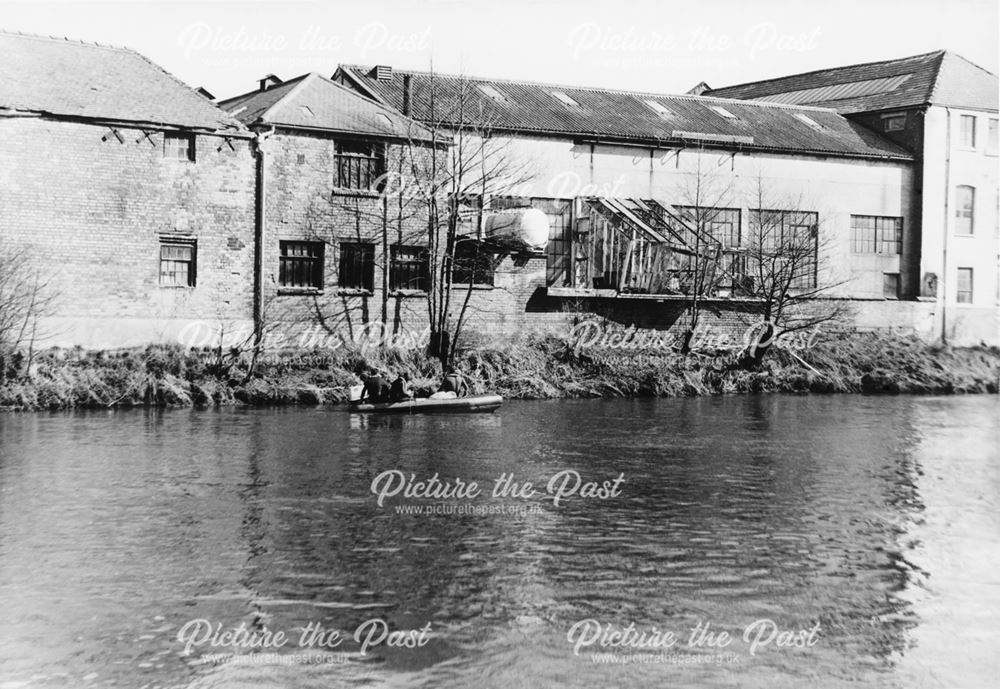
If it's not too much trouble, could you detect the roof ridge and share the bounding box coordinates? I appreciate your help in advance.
[708,50,947,93]
[0,29,132,53]
[339,64,841,113]
[259,72,322,123]
[125,44,246,131]
[217,74,311,108]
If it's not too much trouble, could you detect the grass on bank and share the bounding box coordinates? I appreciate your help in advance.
[0,332,997,411]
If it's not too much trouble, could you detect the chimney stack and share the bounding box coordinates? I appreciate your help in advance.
[402,74,412,116]
[258,74,283,92]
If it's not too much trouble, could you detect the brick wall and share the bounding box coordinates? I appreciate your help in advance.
[0,116,256,348]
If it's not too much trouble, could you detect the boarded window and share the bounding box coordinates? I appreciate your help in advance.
[338,242,375,291]
[955,186,975,235]
[159,239,196,286]
[279,241,324,289]
[957,267,974,303]
[390,245,429,291]
[163,132,195,162]
[883,272,900,299]
[850,215,902,254]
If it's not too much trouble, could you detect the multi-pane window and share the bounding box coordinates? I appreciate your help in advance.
[955,186,975,235]
[159,239,196,287]
[883,273,900,299]
[960,115,977,148]
[883,113,906,132]
[163,132,195,162]
[338,242,375,291]
[390,245,429,291]
[674,207,741,248]
[492,196,572,286]
[957,267,974,303]
[279,241,324,289]
[850,215,903,254]
[988,119,998,156]
[452,241,494,286]
[334,140,384,191]
[750,210,819,290]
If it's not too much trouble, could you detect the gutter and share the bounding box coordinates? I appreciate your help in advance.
[252,125,276,342]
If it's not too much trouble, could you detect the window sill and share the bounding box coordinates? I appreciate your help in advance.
[451,283,495,290]
[336,288,374,297]
[159,285,196,289]
[953,233,975,238]
[277,288,324,296]
[390,289,428,298]
[331,188,381,198]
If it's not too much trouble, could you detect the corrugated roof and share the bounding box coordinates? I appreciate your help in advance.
[0,31,245,132]
[334,65,912,161]
[218,73,435,142]
[707,50,998,114]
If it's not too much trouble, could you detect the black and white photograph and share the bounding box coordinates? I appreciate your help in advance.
[0,0,998,687]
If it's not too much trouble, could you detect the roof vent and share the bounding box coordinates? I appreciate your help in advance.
[259,74,283,92]
[195,86,215,101]
[372,65,393,81]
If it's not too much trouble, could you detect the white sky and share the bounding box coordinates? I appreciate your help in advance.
[2,0,997,100]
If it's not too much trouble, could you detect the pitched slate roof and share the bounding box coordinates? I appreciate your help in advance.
[0,31,245,133]
[706,51,998,114]
[218,73,436,142]
[334,65,912,161]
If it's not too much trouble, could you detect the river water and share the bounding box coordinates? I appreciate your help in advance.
[0,395,997,688]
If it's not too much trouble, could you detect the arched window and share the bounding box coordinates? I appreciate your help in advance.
[955,185,975,235]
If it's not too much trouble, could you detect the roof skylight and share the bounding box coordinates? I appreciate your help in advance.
[477,83,508,103]
[551,90,580,108]
[643,99,673,118]
[793,112,823,129]
[710,105,737,119]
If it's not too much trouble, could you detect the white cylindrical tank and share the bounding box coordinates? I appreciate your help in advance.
[483,208,549,252]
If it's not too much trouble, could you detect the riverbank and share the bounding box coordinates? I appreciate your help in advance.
[0,333,997,411]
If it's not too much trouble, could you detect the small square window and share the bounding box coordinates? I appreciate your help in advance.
[956,267,973,303]
[163,132,195,162]
[338,242,375,291]
[883,273,900,299]
[883,114,906,132]
[159,239,196,287]
[279,241,324,289]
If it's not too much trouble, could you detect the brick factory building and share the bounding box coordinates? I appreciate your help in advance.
[1,31,996,350]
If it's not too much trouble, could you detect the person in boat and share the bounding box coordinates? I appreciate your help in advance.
[438,367,465,397]
[389,372,413,403]
[360,368,391,404]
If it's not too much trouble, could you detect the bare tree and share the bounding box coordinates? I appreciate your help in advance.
[0,240,57,379]
[738,174,849,366]
[390,72,534,368]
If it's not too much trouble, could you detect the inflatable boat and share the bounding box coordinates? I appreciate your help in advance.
[350,394,503,414]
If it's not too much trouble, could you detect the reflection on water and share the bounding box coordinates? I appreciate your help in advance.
[0,396,997,688]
